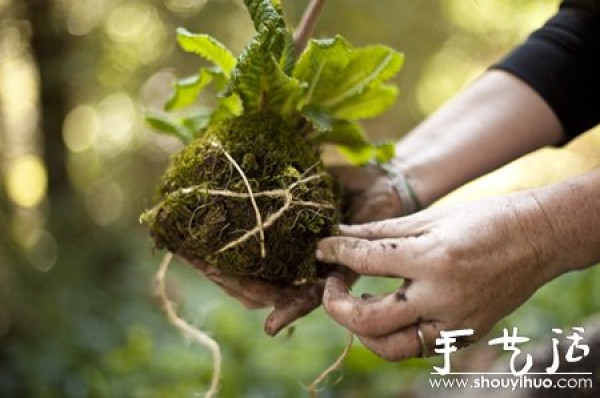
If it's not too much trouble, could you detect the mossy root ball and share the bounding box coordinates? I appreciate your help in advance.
[142,112,341,284]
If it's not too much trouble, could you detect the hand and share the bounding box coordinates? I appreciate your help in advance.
[185,255,327,336]
[316,192,564,360]
[328,165,404,224]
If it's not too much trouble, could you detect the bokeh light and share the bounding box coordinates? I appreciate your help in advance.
[66,0,110,36]
[94,93,137,154]
[24,229,58,273]
[5,155,47,208]
[106,2,155,43]
[164,0,208,14]
[63,105,100,153]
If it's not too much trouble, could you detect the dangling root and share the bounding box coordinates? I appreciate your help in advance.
[155,252,222,398]
[307,332,354,397]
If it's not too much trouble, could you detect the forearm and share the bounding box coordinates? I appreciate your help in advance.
[390,70,564,206]
[530,167,600,276]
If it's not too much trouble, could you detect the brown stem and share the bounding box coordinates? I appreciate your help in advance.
[293,0,328,55]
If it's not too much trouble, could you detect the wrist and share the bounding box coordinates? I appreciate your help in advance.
[380,164,422,216]
[530,170,600,273]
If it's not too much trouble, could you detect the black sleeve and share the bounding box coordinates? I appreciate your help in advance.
[493,0,600,140]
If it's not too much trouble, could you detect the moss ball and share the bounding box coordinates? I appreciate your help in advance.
[142,112,341,284]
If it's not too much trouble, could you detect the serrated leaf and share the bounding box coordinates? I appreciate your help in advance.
[176,28,236,76]
[278,28,297,75]
[332,83,398,120]
[294,36,403,119]
[270,0,283,13]
[322,45,403,108]
[165,69,218,111]
[227,27,304,113]
[294,36,352,106]
[211,94,243,122]
[243,0,285,32]
[145,112,193,144]
[242,0,296,76]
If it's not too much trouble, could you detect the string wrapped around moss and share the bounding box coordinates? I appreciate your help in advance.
[141,112,341,284]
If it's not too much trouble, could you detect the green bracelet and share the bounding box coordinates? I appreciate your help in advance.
[380,165,422,215]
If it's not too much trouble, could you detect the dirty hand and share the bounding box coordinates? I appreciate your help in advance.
[328,164,405,224]
[186,256,331,336]
[316,192,565,360]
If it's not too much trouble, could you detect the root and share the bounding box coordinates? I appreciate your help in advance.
[155,252,222,398]
[214,142,266,258]
[307,332,354,397]
[153,158,335,258]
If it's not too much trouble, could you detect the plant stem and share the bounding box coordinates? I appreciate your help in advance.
[293,0,328,55]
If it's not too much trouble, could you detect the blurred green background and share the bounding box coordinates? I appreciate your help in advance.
[1,0,599,397]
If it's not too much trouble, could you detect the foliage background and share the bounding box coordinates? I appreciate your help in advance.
[1,0,599,396]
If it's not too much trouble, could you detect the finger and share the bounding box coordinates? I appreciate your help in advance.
[317,236,420,278]
[358,326,421,361]
[264,282,324,336]
[359,321,442,361]
[339,216,431,240]
[322,273,420,336]
[358,326,423,361]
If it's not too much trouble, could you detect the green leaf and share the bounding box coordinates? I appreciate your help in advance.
[294,36,352,107]
[316,120,369,147]
[322,45,403,108]
[145,112,192,144]
[211,94,243,122]
[332,83,398,120]
[181,109,213,135]
[337,144,375,166]
[301,105,333,133]
[375,142,396,163]
[242,0,296,75]
[294,36,403,119]
[176,28,236,76]
[336,141,396,165]
[227,27,304,113]
[270,0,283,13]
[243,0,285,32]
[165,69,223,111]
[278,28,297,76]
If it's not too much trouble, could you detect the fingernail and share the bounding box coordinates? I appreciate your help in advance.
[315,249,323,261]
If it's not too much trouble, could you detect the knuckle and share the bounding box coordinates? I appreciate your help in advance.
[429,242,466,277]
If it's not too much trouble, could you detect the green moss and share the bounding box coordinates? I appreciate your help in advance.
[141,112,340,284]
